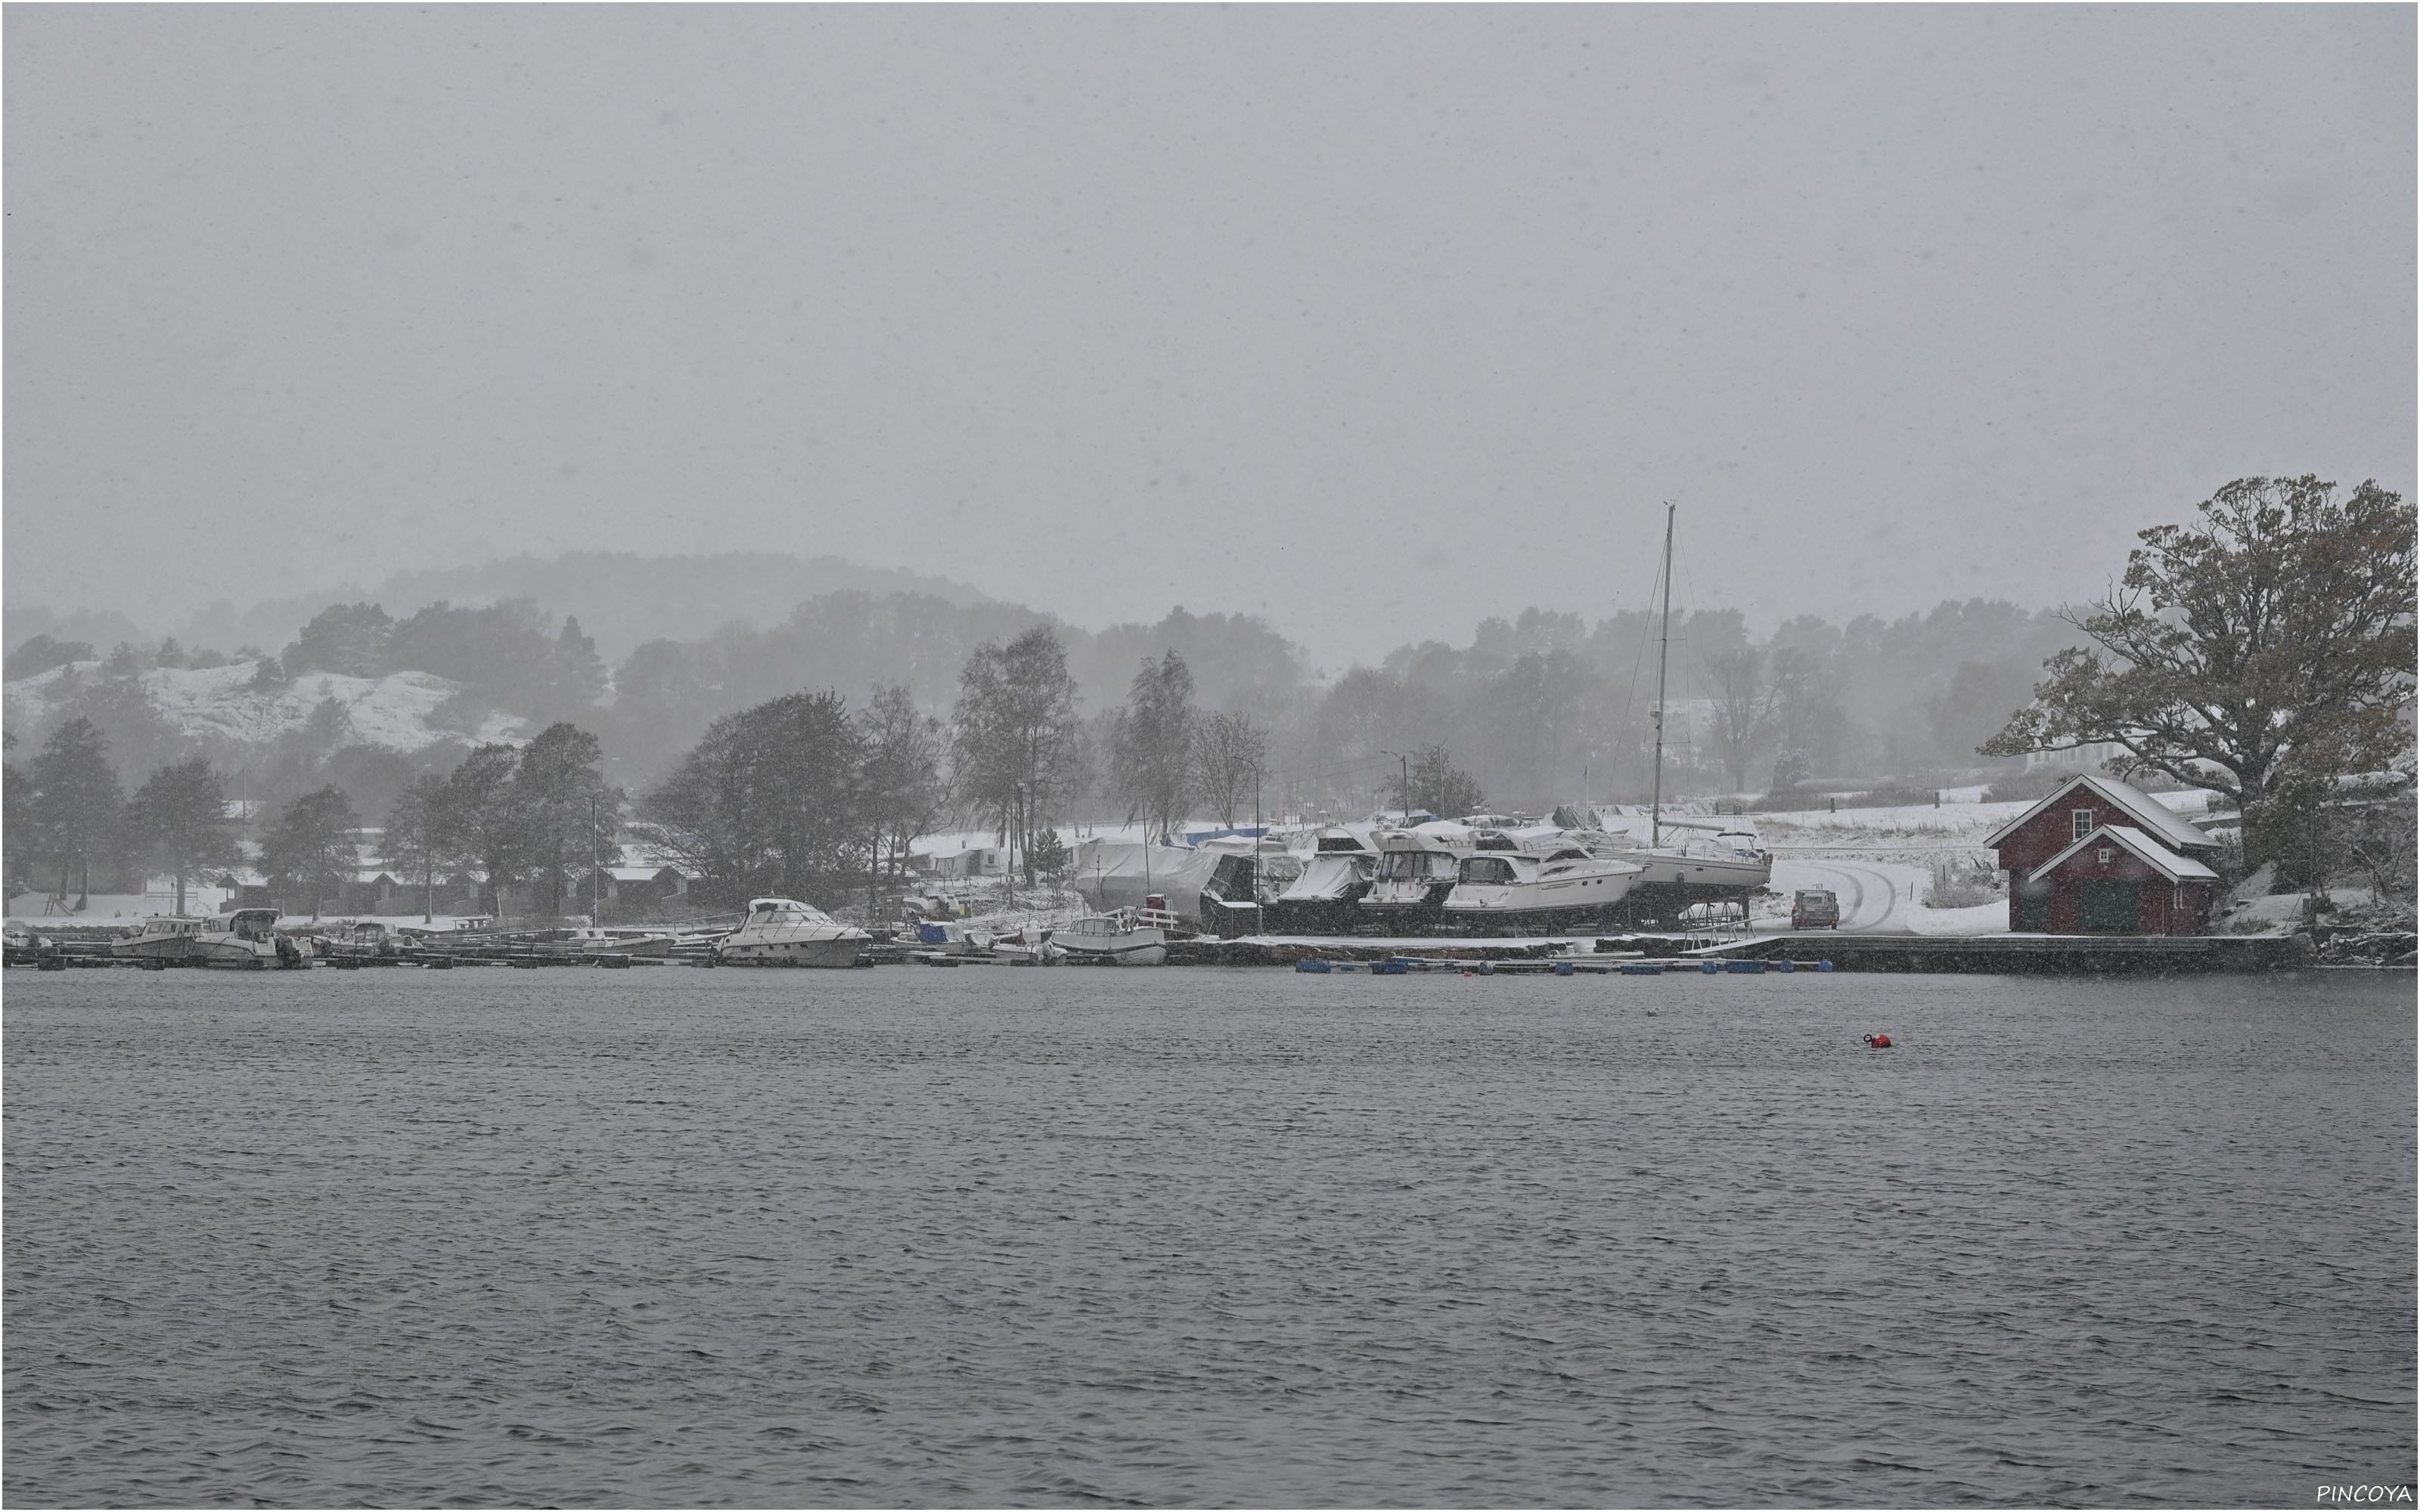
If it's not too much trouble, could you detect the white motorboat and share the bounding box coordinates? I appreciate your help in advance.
[111,916,209,962]
[1050,909,1168,965]
[1442,843,1646,934]
[714,897,871,967]
[1356,826,1490,930]
[192,908,312,969]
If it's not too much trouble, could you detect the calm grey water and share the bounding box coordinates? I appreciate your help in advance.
[5,965,2412,1508]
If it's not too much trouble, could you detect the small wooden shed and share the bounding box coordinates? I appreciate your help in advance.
[1986,773,2225,934]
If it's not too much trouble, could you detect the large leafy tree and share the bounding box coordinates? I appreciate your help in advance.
[1982,476,2416,860]
[951,626,1087,882]
[25,717,123,907]
[121,758,238,915]
[637,713,765,903]
[444,743,529,915]
[640,690,868,906]
[260,785,360,918]
[381,773,461,923]
[1109,650,1197,839]
[514,722,617,919]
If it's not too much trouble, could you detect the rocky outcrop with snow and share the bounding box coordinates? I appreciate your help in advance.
[4,661,526,753]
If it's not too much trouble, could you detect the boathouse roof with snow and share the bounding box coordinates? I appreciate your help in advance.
[1982,772,2219,860]
[1988,773,2223,936]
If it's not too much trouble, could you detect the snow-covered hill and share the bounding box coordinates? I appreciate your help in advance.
[4,662,526,752]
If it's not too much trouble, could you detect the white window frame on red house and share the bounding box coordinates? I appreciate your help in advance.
[2071,808,2096,841]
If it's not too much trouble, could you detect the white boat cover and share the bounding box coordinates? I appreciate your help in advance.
[1069,838,1230,916]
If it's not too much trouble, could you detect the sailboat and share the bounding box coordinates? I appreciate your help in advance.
[1597,503,1774,920]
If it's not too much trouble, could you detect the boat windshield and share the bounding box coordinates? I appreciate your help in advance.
[1378,851,1455,881]
[1460,857,1517,885]
[752,901,835,926]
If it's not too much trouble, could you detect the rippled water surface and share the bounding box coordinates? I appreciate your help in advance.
[6,966,2412,1507]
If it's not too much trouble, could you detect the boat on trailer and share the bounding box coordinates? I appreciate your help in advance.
[1265,826,1380,934]
[1611,503,1773,924]
[1356,826,1493,933]
[1441,842,1646,934]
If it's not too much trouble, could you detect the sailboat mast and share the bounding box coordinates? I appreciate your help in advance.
[1650,502,1675,849]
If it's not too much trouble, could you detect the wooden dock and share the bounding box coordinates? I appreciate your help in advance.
[1171,931,2315,974]
[1721,932,2313,974]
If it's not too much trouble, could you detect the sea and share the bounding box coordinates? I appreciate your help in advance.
[5,965,2412,1508]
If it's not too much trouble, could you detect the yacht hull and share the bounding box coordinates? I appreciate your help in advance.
[717,937,867,968]
[1053,938,1168,965]
[1443,878,1643,936]
[192,939,310,969]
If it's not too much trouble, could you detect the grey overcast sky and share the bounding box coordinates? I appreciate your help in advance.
[6,4,2412,668]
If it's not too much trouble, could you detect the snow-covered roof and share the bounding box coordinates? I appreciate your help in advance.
[2030,824,2220,885]
[1984,772,2217,854]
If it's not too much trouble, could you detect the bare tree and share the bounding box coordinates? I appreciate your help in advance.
[1109,650,1198,838]
[1193,710,1268,828]
[1703,645,1776,794]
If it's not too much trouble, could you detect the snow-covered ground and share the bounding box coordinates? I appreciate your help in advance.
[4,660,526,752]
[1739,789,2223,937]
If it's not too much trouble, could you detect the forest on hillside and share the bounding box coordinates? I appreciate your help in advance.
[2,553,2083,838]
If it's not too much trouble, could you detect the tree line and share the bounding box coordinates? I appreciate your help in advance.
[634,627,1281,906]
[3,717,619,919]
[8,475,2412,915]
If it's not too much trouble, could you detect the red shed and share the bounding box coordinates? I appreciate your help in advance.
[1985,773,2224,934]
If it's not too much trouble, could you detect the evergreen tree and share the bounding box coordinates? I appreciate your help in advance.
[121,758,237,915]
[26,717,123,907]
[281,603,393,677]
[554,616,608,708]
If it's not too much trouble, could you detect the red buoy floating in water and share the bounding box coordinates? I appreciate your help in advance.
[1863,1033,1894,1049]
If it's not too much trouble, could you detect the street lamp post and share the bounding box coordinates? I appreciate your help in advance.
[1379,749,1411,822]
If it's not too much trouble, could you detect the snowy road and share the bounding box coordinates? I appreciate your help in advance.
[1757,856,2014,937]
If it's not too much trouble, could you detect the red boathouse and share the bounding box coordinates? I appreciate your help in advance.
[1985,773,2224,934]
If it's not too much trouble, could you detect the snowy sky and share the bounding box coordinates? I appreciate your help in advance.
[6,5,2412,668]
